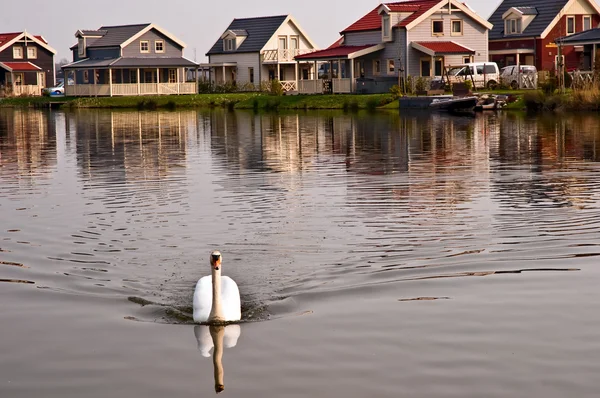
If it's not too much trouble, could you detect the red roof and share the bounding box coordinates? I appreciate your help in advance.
[415,41,475,54]
[0,32,47,47]
[0,62,42,72]
[342,0,440,33]
[295,45,376,60]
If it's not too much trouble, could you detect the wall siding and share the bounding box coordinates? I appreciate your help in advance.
[406,11,488,77]
[122,28,183,58]
[263,20,316,51]
[87,47,120,59]
[344,31,381,46]
[209,52,260,84]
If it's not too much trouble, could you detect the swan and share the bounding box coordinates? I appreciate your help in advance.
[193,251,241,323]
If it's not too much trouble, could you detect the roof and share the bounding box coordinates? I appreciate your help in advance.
[62,57,198,69]
[207,15,288,55]
[0,61,42,72]
[514,6,539,15]
[556,27,600,44]
[413,41,475,55]
[341,0,440,33]
[488,0,569,40]
[77,24,150,48]
[294,44,384,60]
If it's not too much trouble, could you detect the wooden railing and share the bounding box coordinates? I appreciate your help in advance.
[332,79,352,93]
[298,79,353,94]
[66,82,197,96]
[12,85,42,96]
[569,71,594,89]
[262,48,313,63]
[280,80,297,92]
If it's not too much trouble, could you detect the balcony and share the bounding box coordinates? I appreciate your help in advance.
[262,48,314,63]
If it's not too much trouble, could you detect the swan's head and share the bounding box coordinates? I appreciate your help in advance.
[210,251,222,271]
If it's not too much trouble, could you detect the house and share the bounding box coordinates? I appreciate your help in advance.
[488,0,600,71]
[294,0,492,94]
[204,15,318,92]
[62,23,199,96]
[0,31,56,96]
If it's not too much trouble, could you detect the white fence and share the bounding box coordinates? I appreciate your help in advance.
[12,85,43,96]
[298,79,353,94]
[66,82,197,96]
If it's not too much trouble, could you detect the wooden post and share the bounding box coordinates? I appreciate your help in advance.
[93,68,97,97]
[156,68,160,94]
[222,65,225,84]
[137,68,141,95]
[295,61,299,91]
[350,59,355,93]
[109,68,113,97]
[177,68,180,94]
[195,67,199,94]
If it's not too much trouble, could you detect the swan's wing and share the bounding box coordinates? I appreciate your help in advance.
[193,276,212,323]
[223,324,241,348]
[193,325,214,357]
[220,276,241,322]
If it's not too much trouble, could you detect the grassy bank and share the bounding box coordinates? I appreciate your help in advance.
[0,93,395,111]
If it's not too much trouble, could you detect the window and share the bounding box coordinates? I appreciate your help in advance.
[83,70,89,83]
[27,47,37,59]
[432,20,444,35]
[155,40,164,53]
[434,58,444,76]
[567,16,575,35]
[249,67,254,83]
[584,16,592,31]
[451,20,463,36]
[387,59,395,74]
[130,70,138,83]
[505,18,522,35]
[224,39,234,51]
[382,15,391,40]
[421,59,431,77]
[14,73,24,85]
[168,69,176,83]
[13,46,23,59]
[78,37,85,56]
[278,37,287,49]
[463,56,471,64]
[373,59,381,75]
[140,41,149,53]
[290,37,298,50]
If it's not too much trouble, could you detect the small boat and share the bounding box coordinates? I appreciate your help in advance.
[430,96,478,113]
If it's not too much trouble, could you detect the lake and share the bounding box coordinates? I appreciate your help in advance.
[1,108,600,397]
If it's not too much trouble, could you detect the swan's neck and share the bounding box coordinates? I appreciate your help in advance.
[209,268,224,323]
[210,325,225,394]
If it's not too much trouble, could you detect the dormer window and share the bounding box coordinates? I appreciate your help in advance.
[224,38,235,51]
[78,37,86,57]
[505,18,522,35]
[382,15,391,41]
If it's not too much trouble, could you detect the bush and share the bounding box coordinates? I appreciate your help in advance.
[464,79,473,92]
[415,77,427,93]
[198,80,214,93]
[137,99,157,110]
[541,76,558,94]
[366,97,380,111]
[342,99,360,112]
[389,84,402,99]
[269,79,284,96]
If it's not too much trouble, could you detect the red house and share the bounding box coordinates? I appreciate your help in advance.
[488,0,600,71]
[0,31,56,96]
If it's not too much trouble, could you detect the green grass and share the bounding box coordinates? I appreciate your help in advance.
[0,93,396,111]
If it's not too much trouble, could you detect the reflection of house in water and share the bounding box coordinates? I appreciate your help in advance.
[66,110,198,182]
[0,109,57,177]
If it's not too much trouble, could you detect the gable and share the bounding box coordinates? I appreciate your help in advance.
[121,28,183,57]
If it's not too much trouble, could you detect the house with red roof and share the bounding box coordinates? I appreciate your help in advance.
[488,0,600,71]
[0,31,56,96]
[295,0,492,94]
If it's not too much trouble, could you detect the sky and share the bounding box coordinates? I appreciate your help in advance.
[3,0,505,62]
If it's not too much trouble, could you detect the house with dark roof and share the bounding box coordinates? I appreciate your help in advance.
[295,0,492,94]
[204,15,318,92]
[488,0,600,71]
[62,23,198,96]
[0,31,56,96]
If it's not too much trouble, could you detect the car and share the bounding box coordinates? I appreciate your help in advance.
[500,65,538,89]
[42,81,65,96]
[434,62,500,90]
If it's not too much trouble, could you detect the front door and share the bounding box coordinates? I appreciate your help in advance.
[420,59,431,77]
[434,57,444,77]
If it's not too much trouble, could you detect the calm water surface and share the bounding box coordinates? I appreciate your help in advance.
[1,108,600,397]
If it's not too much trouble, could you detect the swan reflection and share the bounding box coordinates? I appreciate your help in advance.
[194,324,241,393]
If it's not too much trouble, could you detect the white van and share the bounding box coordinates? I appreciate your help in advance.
[441,62,500,89]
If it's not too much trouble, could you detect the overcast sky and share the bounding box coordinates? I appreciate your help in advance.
[4,0,506,62]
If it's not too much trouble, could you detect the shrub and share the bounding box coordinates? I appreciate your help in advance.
[366,97,380,111]
[389,84,402,99]
[198,80,214,93]
[269,79,284,96]
[137,99,157,110]
[541,76,558,94]
[415,77,427,93]
[464,79,473,92]
[342,99,360,112]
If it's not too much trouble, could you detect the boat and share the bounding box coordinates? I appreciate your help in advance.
[429,96,478,113]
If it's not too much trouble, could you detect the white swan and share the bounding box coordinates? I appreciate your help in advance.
[193,251,241,323]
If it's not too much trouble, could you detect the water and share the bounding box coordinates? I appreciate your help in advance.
[1,108,600,397]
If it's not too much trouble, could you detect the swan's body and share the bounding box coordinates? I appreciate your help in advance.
[193,251,241,323]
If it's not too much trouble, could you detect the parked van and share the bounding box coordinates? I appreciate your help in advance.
[500,65,538,89]
[437,62,500,89]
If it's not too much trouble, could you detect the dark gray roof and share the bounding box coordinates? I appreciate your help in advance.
[514,7,538,15]
[80,29,107,37]
[556,27,600,44]
[488,0,569,40]
[112,57,198,67]
[82,24,150,48]
[207,15,288,55]
[62,57,198,69]
[230,29,248,36]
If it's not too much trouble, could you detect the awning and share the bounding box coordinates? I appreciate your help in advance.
[0,62,42,72]
[62,57,199,69]
[294,43,384,61]
[412,41,475,56]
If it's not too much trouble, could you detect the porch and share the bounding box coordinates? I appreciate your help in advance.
[411,41,476,78]
[62,57,199,97]
[294,44,385,94]
[0,62,46,97]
